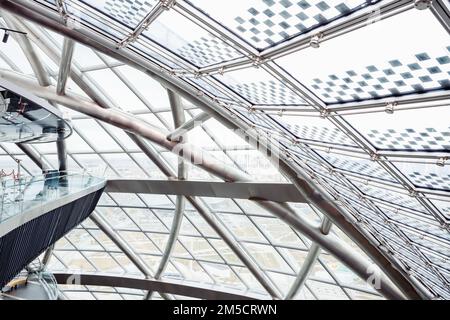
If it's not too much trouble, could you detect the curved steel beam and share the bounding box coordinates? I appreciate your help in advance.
[0,73,409,299]
[53,273,263,300]
[167,112,211,142]
[146,90,188,300]
[1,14,68,175]
[0,1,423,299]
[1,20,282,298]
[56,38,74,95]
[285,218,332,299]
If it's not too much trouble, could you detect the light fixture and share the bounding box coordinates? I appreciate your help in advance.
[2,30,9,44]
[0,28,27,44]
[414,0,432,10]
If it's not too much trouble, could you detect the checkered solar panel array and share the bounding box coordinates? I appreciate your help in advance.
[183,77,232,100]
[431,199,450,219]
[354,182,427,214]
[366,127,450,151]
[427,255,450,276]
[228,80,306,105]
[232,0,376,48]
[353,202,386,226]
[405,231,450,257]
[311,47,450,103]
[104,0,158,27]
[319,152,395,182]
[177,36,242,67]
[131,41,182,68]
[283,123,356,145]
[384,210,450,241]
[407,171,450,191]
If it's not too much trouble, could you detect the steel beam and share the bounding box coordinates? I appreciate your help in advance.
[285,218,332,299]
[1,7,279,299]
[56,38,74,95]
[16,143,50,171]
[0,60,413,300]
[431,0,450,34]
[106,179,307,203]
[10,29,281,299]
[1,13,69,179]
[166,111,211,142]
[90,211,153,278]
[0,2,424,298]
[146,89,188,300]
[53,273,264,300]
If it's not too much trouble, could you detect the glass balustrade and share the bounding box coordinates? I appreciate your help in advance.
[0,172,105,225]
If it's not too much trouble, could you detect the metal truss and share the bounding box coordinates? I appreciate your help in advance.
[3,70,412,299]
[0,0,449,300]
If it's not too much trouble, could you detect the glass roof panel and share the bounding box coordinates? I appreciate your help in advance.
[72,43,106,69]
[217,213,267,242]
[171,258,214,283]
[394,162,450,192]
[271,115,358,147]
[187,0,379,49]
[63,0,130,40]
[352,181,428,214]
[179,236,224,263]
[316,150,396,182]
[306,280,349,300]
[431,199,450,221]
[201,262,246,289]
[118,231,160,254]
[102,153,148,178]
[115,65,171,111]
[123,208,168,233]
[153,209,200,236]
[214,68,308,106]
[81,0,159,28]
[85,68,149,111]
[243,243,293,273]
[73,119,122,152]
[343,106,450,152]
[277,9,450,103]
[251,216,306,248]
[143,10,243,67]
